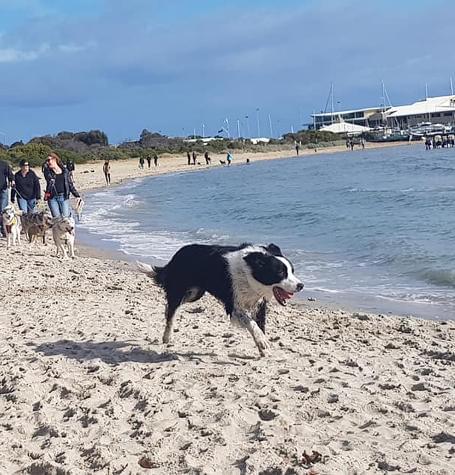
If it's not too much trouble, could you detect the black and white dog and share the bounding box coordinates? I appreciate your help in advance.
[137,243,303,356]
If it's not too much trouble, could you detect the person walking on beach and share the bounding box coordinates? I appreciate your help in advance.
[11,159,41,213]
[146,155,151,168]
[187,151,191,165]
[226,151,233,166]
[66,158,75,179]
[139,156,145,169]
[295,142,300,156]
[44,152,81,218]
[192,151,197,165]
[0,158,14,236]
[204,151,211,165]
[103,160,111,185]
[153,152,159,167]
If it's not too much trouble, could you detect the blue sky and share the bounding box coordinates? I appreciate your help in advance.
[0,0,453,144]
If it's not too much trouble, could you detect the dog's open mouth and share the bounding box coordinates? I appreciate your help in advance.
[273,286,293,306]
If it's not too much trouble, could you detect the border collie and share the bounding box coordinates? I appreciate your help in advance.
[137,243,303,356]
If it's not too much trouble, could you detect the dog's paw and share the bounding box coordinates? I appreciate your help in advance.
[254,331,269,356]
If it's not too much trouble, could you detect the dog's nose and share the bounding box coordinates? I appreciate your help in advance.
[296,282,304,292]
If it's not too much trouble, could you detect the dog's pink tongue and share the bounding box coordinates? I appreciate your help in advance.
[282,289,293,300]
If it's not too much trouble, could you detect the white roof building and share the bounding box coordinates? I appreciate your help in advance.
[387,95,455,118]
[321,121,370,135]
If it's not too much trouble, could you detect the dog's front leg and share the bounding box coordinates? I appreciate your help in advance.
[56,242,67,259]
[68,238,75,258]
[231,310,269,357]
[253,299,267,334]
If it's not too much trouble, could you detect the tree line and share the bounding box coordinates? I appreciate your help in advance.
[0,128,341,167]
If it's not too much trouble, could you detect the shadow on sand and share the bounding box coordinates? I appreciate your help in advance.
[32,339,243,365]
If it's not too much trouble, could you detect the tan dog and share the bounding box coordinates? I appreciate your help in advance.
[2,206,22,250]
[52,216,76,259]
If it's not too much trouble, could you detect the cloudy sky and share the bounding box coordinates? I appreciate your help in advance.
[0,0,453,144]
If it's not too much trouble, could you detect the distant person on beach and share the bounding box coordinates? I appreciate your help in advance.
[66,158,75,179]
[44,152,81,218]
[187,151,191,165]
[226,152,233,166]
[11,159,40,213]
[204,151,211,165]
[139,156,145,169]
[295,142,300,155]
[346,138,350,149]
[192,151,197,165]
[146,155,151,168]
[42,159,49,176]
[103,160,111,185]
[360,137,365,149]
[153,152,159,167]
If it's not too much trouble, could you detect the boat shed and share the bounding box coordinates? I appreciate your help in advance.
[386,95,455,128]
[311,107,386,130]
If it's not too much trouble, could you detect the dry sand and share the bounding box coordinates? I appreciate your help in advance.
[1,142,455,474]
[73,141,412,193]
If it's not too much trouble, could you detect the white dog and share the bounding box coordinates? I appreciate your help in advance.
[52,216,76,259]
[2,206,22,250]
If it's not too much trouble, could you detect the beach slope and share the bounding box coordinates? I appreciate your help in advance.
[1,243,454,474]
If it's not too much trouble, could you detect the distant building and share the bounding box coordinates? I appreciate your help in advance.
[311,95,455,131]
[386,95,455,128]
[311,107,386,130]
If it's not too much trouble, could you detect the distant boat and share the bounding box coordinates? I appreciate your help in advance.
[366,128,412,142]
[409,122,452,137]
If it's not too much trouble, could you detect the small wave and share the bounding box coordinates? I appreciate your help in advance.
[416,269,455,288]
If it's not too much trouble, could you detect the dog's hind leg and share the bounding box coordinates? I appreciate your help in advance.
[231,309,269,357]
[162,294,182,344]
[253,299,267,334]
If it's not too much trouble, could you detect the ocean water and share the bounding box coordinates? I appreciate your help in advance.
[78,146,455,320]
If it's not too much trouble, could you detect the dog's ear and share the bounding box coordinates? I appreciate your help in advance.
[243,252,269,269]
[265,243,283,256]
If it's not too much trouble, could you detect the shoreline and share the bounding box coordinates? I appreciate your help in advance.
[2,140,455,473]
[73,140,416,194]
[74,140,446,322]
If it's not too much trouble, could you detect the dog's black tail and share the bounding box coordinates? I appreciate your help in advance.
[136,261,167,287]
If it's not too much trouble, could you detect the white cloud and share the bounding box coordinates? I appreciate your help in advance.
[0,44,49,63]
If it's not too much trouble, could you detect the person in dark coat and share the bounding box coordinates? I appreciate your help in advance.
[44,152,81,218]
[0,159,14,213]
[11,159,41,212]
[0,159,14,236]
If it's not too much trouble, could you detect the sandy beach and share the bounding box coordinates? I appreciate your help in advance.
[73,141,412,193]
[1,143,455,474]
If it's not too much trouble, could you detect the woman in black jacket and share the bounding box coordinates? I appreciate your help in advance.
[44,152,81,218]
[11,159,41,212]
